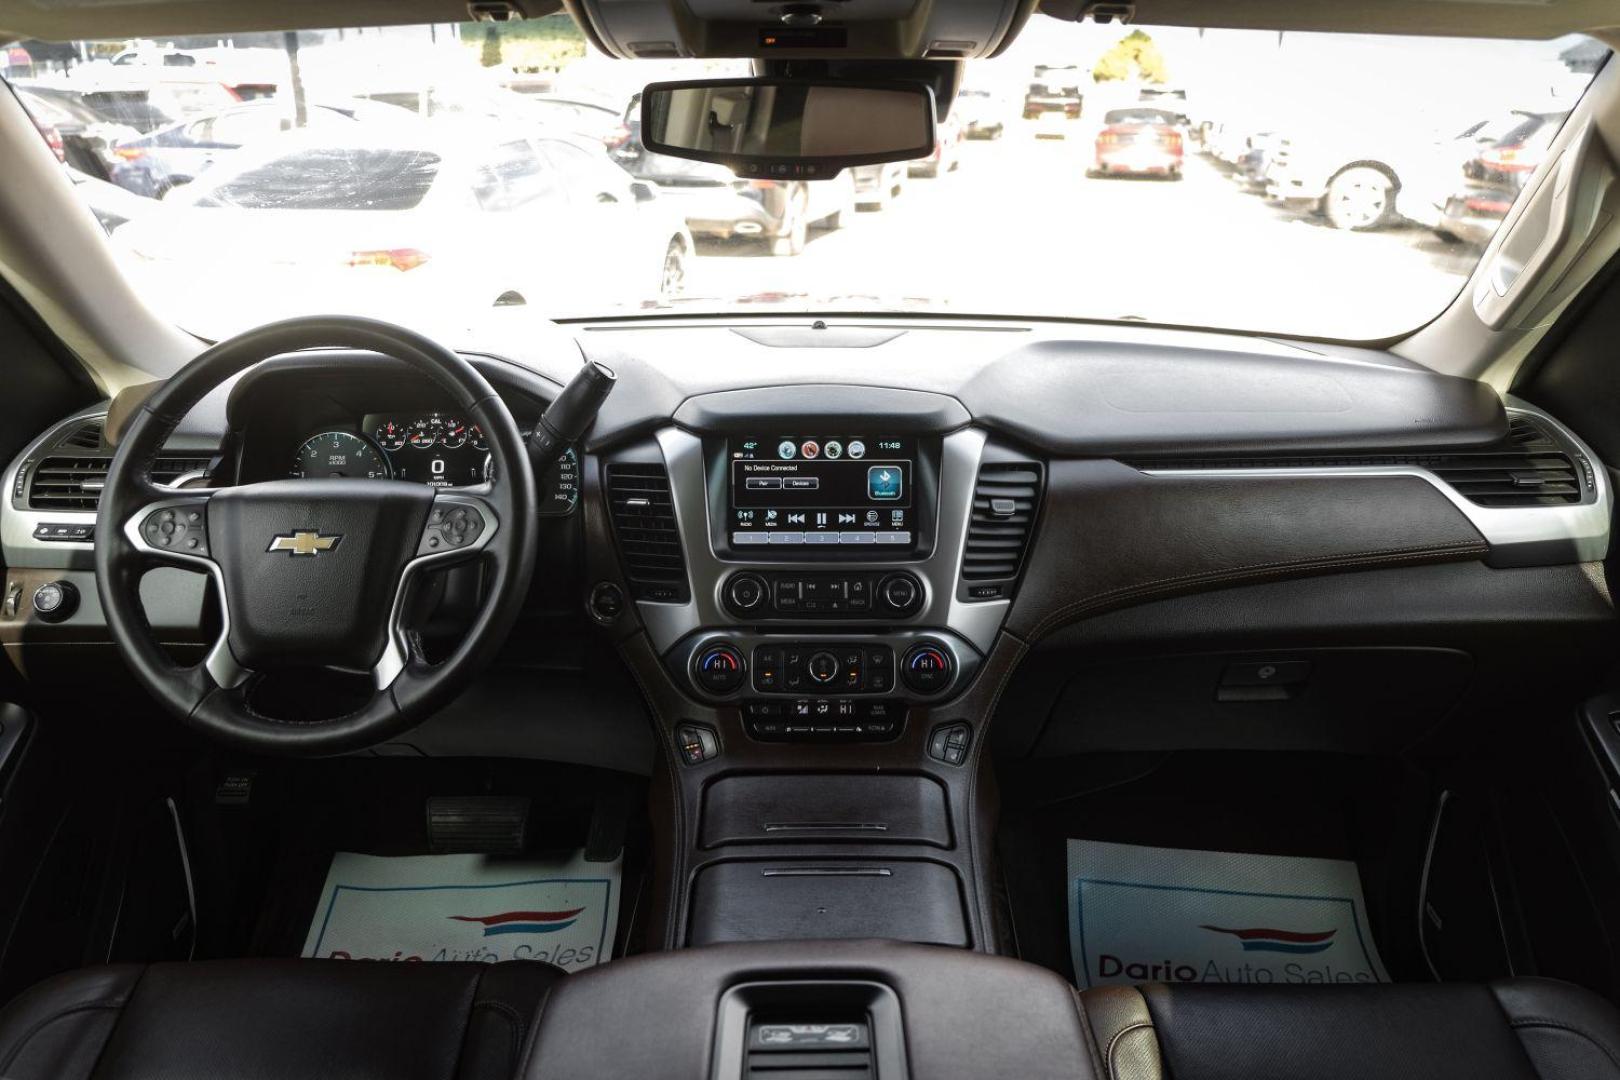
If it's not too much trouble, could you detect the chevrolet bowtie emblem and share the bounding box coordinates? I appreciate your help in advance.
[267,531,341,557]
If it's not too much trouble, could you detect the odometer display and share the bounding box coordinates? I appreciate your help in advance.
[291,432,390,480]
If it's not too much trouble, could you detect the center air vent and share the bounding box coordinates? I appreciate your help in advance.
[606,461,689,602]
[959,457,1042,600]
[1430,416,1582,508]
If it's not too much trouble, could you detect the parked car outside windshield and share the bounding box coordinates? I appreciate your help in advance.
[9,20,1605,341]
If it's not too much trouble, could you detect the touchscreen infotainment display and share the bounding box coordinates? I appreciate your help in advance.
[730,436,913,547]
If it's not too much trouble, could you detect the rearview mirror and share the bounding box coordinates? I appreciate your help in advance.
[639,78,935,179]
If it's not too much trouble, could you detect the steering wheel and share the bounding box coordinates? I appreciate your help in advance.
[94,316,537,755]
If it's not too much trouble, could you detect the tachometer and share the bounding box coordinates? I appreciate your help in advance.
[291,432,390,480]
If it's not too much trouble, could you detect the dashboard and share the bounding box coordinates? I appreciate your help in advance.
[0,318,1614,778]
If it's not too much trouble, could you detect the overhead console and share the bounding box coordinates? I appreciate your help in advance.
[570,0,1033,59]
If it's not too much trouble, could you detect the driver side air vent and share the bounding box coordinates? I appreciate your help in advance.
[959,456,1042,600]
[27,456,109,510]
[606,462,690,603]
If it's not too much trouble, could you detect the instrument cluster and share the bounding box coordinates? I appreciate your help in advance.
[289,411,578,514]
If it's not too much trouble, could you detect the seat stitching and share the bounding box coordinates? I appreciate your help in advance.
[0,1000,126,1074]
[1105,1021,1157,1080]
[470,999,525,1071]
[1509,1016,1620,1075]
[1069,986,1108,1080]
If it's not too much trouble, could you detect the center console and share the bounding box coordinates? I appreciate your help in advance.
[588,386,1042,955]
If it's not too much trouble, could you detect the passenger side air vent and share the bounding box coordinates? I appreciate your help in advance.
[27,456,109,510]
[1128,415,1590,511]
[606,462,690,602]
[1430,417,1582,508]
[959,457,1042,600]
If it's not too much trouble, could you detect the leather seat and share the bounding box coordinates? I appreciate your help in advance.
[0,958,564,1080]
[1082,978,1620,1080]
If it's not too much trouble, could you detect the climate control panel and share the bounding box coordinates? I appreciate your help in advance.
[670,631,975,708]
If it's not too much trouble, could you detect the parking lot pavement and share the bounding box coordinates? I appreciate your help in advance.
[681,123,1484,340]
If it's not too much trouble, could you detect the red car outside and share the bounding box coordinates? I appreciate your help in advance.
[1091,107,1184,179]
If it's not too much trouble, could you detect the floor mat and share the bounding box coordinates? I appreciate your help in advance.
[301,851,620,972]
[1067,839,1388,989]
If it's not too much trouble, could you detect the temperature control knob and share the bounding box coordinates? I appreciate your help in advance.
[693,642,746,695]
[900,641,953,694]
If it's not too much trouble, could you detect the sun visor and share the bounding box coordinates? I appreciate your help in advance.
[566,0,1038,59]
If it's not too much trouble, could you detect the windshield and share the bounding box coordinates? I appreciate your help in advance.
[3,20,1604,340]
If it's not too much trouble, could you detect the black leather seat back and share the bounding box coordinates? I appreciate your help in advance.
[0,959,563,1080]
[1081,978,1620,1080]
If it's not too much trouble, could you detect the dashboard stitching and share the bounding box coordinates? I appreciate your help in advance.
[1024,540,1490,641]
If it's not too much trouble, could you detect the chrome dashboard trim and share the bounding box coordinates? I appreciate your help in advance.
[642,426,1010,654]
[1140,402,1610,567]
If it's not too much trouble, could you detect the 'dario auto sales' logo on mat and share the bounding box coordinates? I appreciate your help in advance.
[1200,925,1337,954]
[448,908,586,937]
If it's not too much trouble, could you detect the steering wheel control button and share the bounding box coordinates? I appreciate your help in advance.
[694,643,746,695]
[901,642,953,695]
[928,722,972,766]
[31,580,78,623]
[141,504,208,556]
[417,502,486,554]
[675,723,720,765]
[588,581,625,625]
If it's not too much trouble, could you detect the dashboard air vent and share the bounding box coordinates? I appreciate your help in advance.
[960,459,1042,598]
[151,455,214,488]
[27,456,109,510]
[59,418,104,450]
[606,462,689,602]
[1430,417,1581,508]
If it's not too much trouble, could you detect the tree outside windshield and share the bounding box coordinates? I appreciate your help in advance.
[2,19,1604,340]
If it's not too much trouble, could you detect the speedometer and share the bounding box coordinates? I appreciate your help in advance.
[291,432,390,480]
[408,417,442,449]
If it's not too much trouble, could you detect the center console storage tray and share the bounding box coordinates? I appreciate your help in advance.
[699,773,951,848]
[689,858,969,947]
